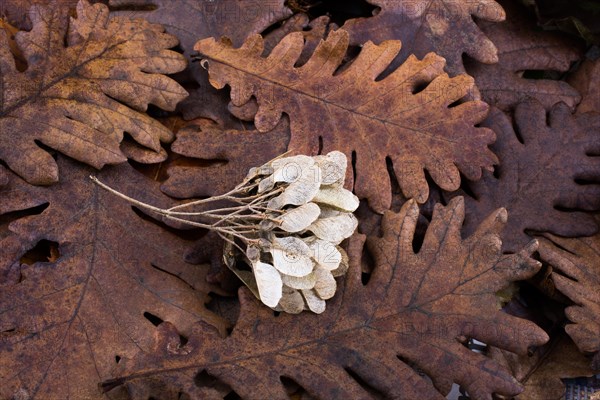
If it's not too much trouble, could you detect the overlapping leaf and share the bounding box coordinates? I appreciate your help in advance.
[467,0,582,111]
[341,0,507,76]
[161,118,288,199]
[102,197,548,400]
[0,0,188,185]
[196,29,498,212]
[538,233,600,370]
[569,58,600,114]
[0,157,225,399]
[459,101,600,252]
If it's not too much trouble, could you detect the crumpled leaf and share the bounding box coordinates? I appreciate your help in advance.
[459,101,600,252]
[568,57,600,114]
[102,197,548,400]
[538,233,600,370]
[341,0,507,76]
[0,157,226,399]
[196,29,498,212]
[0,0,188,185]
[161,118,288,199]
[467,0,582,111]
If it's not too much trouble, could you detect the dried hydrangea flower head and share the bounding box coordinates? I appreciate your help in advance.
[91,151,359,314]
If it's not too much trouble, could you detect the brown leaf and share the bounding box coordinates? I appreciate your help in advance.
[196,29,498,212]
[0,0,188,185]
[568,58,600,114]
[0,0,79,30]
[341,0,506,76]
[102,197,548,399]
[108,0,292,55]
[490,332,595,399]
[467,0,582,111]
[0,156,226,399]
[161,118,289,199]
[459,102,600,252]
[538,233,600,370]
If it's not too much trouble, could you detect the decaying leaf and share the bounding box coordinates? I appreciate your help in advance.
[0,0,188,185]
[0,0,79,30]
[491,332,596,399]
[568,57,600,114]
[161,118,288,199]
[467,0,582,111]
[196,29,498,212]
[341,0,506,76]
[459,102,600,252]
[0,157,226,399]
[102,197,548,399]
[108,0,292,55]
[538,233,600,370]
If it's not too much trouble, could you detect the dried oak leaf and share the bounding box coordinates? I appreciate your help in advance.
[340,0,506,76]
[196,29,497,212]
[161,118,288,199]
[0,0,188,185]
[108,0,292,55]
[538,233,600,370]
[103,197,548,400]
[490,332,595,399]
[0,0,79,30]
[466,0,582,111]
[459,101,600,253]
[0,156,226,399]
[568,57,600,114]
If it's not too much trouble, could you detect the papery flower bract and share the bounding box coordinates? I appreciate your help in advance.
[91,150,359,315]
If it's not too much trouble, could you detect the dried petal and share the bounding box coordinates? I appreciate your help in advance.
[270,236,314,277]
[302,289,326,314]
[307,238,342,271]
[314,266,337,300]
[281,272,317,290]
[315,150,347,185]
[277,287,305,314]
[253,261,282,308]
[279,202,321,232]
[331,246,349,277]
[308,213,358,244]
[271,154,315,183]
[268,172,322,209]
[312,186,359,212]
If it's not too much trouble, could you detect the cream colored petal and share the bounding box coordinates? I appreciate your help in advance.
[279,202,321,232]
[331,246,349,277]
[258,175,275,193]
[314,266,336,299]
[302,289,326,314]
[253,261,282,308]
[268,175,321,209]
[281,271,317,290]
[308,213,358,244]
[315,151,347,185]
[269,236,314,277]
[308,239,342,270]
[277,287,305,314]
[271,155,315,183]
[312,187,359,212]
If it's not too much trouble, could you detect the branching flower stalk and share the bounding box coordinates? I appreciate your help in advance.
[91,151,359,314]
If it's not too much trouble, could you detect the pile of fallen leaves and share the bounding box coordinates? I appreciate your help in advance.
[0,0,598,399]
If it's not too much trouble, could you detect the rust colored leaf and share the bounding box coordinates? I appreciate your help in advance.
[538,233,600,370]
[0,0,79,30]
[467,0,582,111]
[108,0,292,54]
[460,102,600,252]
[103,197,548,399]
[196,29,498,212]
[0,0,188,185]
[568,58,600,114]
[0,157,226,399]
[341,0,506,76]
[161,118,289,199]
[491,332,595,399]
